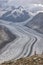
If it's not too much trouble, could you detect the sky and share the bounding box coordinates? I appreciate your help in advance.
[7,0,43,10]
[0,0,43,9]
[8,0,43,4]
[8,0,43,5]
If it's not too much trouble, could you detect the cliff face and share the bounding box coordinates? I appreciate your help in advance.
[0,54,43,65]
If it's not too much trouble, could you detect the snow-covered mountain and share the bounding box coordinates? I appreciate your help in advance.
[0,6,30,22]
[30,6,43,13]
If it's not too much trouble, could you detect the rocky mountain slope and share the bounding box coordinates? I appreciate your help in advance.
[26,12,43,34]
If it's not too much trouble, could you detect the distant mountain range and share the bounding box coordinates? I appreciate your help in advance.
[30,6,43,13]
[0,6,30,22]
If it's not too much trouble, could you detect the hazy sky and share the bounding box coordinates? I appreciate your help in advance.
[6,0,43,9]
[8,0,43,5]
[0,0,43,9]
[8,0,43,3]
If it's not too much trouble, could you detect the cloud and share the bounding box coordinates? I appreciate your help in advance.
[7,0,43,7]
[8,0,43,4]
[0,0,43,9]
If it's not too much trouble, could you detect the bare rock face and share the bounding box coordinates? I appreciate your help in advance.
[26,12,43,34]
[0,25,16,49]
[0,26,9,44]
[0,54,43,65]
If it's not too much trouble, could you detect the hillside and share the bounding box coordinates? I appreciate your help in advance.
[26,12,43,34]
[0,54,43,65]
[0,25,16,50]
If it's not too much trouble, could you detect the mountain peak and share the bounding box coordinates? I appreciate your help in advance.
[0,6,30,22]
